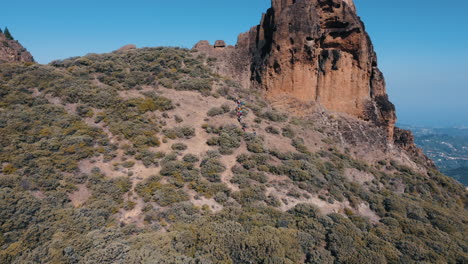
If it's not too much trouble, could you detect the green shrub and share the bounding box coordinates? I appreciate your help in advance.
[189,179,231,198]
[282,126,296,138]
[214,192,229,204]
[206,125,243,154]
[176,79,212,94]
[247,141,265,153]
[261,110,287,122]
[292,138,309,154]
[159,78,174,88]
[221,104,230,113]
[265,126,280,134]
[171,143,188,151]
[200,157,226,182]
[153,185,189,206]
[174,115,183,123]
[266,195,282,207]
[248,171,268,183]
[76,104,93,117]
[207,107,225,117]
[135,149,161,167]
[232,185,267,205]
[163,126,195,139]
[122,160,135,168]
[183,154,199,163]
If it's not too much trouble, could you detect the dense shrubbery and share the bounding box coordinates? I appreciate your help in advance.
[135,149,163,167]
[183,154,199,163]
[0,87,107,189]
[0,47,466,264]
[176,79,212,95]
[206,124,243,154]
[265,125,280,134]
[261,110,287,122]
[189,178,231,199]
[207,104,230,117]
[153,185,190,206]
[162,126,195,139]
[245,134,266,153]
[136,175,189,206]
[282,125,296,138]
[200,156,226,182]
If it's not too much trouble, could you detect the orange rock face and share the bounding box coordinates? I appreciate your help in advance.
[194,0,397,139]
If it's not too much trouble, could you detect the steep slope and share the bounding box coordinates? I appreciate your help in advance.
[0,1,466,263]
[0,30,34,63]
[0,46,466,264]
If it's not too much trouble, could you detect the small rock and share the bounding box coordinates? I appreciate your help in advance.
[214,40,226,48]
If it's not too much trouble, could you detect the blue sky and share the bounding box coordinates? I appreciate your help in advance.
[2,0,467,127]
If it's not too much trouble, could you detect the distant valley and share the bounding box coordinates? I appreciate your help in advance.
[401,125,468,185]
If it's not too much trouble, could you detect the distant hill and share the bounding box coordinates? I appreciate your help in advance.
[445,167,468,185]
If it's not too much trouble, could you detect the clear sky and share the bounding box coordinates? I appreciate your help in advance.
[2,0,467,127]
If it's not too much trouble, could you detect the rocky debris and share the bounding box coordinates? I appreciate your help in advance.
[0,31,34,63]
[115,44,137,52]
[214,40,226,48]
[394,127,435,167]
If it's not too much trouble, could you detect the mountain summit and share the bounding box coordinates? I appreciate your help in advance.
[0,29,34,63]
[195,0,395,136]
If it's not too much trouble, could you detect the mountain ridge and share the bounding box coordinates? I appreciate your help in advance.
[0,1,466,263]
[0,30,34,63]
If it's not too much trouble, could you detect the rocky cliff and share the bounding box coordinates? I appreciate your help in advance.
[195,0,396,139]
[0,31,34,63]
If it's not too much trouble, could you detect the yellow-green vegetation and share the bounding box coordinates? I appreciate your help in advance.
[207,104,230,117]
[200,152,227,182]
[162,125,195,139]
[0,47,466,264]
[205,124,243,154]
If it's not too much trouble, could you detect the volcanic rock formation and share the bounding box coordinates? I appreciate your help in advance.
[0,31,34,63]
[194,0,396,139]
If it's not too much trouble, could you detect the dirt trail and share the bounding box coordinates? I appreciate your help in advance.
[69,184,92,208]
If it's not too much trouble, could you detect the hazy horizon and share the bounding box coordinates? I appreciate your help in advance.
[2,0,467,127]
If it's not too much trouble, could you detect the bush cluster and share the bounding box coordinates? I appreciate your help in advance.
[200,156,226,182]
[162,126,195,139]
[207,103,230,117]
[206,124,243,154]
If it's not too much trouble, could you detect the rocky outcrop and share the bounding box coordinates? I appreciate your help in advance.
[115,44,137,52]
[394,127,435,167]
[0,32,34,63]
[194,0,396,139]
[214,40,226,48]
